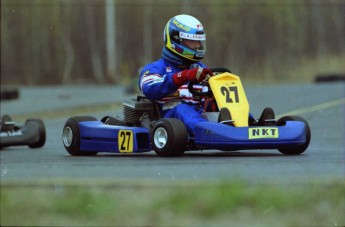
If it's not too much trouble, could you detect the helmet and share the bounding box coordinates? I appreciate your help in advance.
[163,14,206,62]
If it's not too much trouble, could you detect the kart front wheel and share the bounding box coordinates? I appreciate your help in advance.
[276,116,311,155]
[62,116,98,156]
[27,119,46,148]
[152,118,188,157]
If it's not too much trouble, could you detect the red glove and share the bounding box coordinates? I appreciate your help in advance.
[172,67,213,87]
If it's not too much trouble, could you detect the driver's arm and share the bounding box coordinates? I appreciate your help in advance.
[172,67,213,87]
[140,71,178,100]
[139,67,212,101]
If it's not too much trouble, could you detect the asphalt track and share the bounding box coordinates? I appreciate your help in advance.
[1,83,344,184]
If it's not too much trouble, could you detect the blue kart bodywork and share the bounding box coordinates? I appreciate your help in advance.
[194,121,306,151]
[70,119,307,154]
[78,121,151,153]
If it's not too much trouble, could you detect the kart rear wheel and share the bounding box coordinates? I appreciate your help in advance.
[276,116,311,155]
[62,116,98,156]
[1,114,14,132]
[27,119,46,148]
[152,118,188,157]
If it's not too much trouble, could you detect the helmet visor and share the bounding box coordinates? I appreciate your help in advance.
[179,32,206,51]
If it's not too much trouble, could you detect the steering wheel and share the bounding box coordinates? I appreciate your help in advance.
[187,67,232,97]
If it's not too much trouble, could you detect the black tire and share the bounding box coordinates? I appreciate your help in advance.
[276,116,311,155]
[152,118,188,157]
[1,114,14,132]
[0,88,19,100]
[27,119,46,148]
[62,116,98,156]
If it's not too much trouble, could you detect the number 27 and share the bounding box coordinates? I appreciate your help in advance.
[118,130,133,152]
[221,86,239,103]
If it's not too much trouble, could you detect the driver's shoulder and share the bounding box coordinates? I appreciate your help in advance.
[141,59,166,76]
[196,62,207,68]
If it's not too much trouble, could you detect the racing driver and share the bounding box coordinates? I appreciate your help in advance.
[138,14,223,136]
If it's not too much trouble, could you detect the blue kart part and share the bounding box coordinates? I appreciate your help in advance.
[62,116,151,156]
[194,121,306,151]
[62,114,310,156]
[78,121,151,153]
[62,102,311,157]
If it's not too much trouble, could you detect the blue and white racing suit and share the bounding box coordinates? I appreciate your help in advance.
[139,58,209,135]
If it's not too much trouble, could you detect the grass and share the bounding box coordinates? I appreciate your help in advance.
[1,179,344,226]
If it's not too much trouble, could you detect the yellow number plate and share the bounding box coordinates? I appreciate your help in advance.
[118,130,133,152]
[249,127,279,139]
[209,73,250,127]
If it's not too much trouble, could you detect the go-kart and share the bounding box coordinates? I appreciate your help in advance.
[0,115,46,149]
[62,68,311,157]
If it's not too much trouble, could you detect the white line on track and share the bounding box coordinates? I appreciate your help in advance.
[277,97,345,118]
